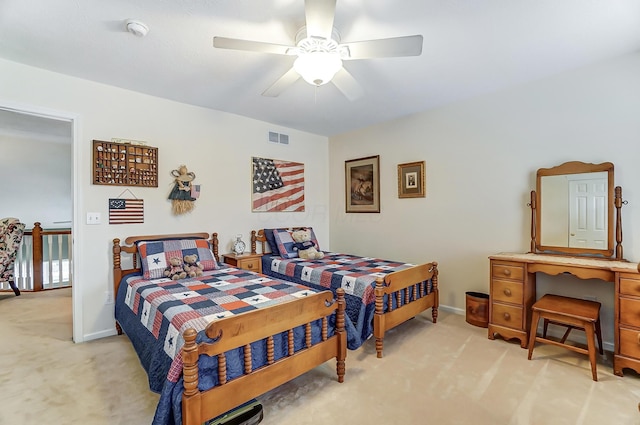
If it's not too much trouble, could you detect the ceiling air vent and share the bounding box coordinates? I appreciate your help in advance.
[268,131,289,145]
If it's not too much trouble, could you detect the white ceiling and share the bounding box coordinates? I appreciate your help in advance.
[1,0,640,137]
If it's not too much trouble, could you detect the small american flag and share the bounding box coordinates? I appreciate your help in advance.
[252,157,304,212]
[108,198,144,224]
[190,184,201,199]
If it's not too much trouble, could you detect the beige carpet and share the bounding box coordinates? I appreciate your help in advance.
[2,289,640,425]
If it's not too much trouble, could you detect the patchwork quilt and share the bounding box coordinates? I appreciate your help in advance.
[114,266,326,425]
[260,253,435,350]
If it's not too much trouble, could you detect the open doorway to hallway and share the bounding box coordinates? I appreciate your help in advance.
[0,107,74,340]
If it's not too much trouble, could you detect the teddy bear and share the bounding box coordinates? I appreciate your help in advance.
[183,254,204,278]
[291,228,324,260]
[164,257,187,280]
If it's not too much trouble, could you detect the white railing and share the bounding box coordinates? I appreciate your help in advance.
[1,223,72,292]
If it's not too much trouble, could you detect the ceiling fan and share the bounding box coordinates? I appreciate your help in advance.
[213,0,423,100]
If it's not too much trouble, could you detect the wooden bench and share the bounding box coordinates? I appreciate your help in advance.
[527,294,603,381]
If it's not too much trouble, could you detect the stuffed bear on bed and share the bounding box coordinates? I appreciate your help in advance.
[164,257,187,280]
[291,228,324,260]
[183,254,204,277]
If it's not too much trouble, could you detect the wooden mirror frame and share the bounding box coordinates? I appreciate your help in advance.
[530,161,624,259]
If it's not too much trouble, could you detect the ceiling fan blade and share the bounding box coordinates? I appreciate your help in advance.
[341,35,423,59]
[331,67,364,101]
[262,67,301,97]
[213,36,295,55]
[305,0,336,39]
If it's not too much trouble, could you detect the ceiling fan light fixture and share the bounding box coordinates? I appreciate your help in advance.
[293,51,342,86]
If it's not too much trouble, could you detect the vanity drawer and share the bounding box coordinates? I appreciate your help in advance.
[619,297,640,328]
[620,275,640,297]
[492,263,524,281]
[491,303,523,329]
[619,327,640,359]
[491,279,523,304]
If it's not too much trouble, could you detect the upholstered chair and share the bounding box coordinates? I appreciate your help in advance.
[0,217,26,296]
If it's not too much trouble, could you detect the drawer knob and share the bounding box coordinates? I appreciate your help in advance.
[503,269,511,276]
[503,312,510,320]
[247,264,253,269]
[503,288,512,296]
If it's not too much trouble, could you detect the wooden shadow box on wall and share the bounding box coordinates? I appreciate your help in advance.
[93,140,158,187]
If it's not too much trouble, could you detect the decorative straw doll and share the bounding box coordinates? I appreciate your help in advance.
[168,165,196,214]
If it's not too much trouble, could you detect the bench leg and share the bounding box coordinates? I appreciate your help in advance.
[528,310,541,360]
[595,318,604,355]
[585,323,598,381]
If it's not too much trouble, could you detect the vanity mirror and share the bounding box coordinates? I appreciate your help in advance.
[530,161,624,259]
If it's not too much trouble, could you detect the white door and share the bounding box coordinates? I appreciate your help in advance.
[568,177,607,249]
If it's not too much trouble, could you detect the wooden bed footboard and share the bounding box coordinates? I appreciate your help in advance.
[182,288,346,425]
[374,262,438,358]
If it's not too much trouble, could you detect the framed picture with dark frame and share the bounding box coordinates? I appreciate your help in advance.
[345,155,380,213]
[398,161,425,198]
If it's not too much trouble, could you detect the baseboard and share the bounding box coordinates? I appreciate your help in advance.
[439,304,464,315]
[83,328,118,342]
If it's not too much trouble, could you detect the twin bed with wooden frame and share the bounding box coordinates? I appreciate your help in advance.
[251,227,439,358]
[112,232,346,425]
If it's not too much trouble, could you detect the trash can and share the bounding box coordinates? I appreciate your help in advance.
[465,291,489,328]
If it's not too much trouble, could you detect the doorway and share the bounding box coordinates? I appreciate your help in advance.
[0,103,80,342]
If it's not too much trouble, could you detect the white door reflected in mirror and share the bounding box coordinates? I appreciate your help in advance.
[540,172,607,250]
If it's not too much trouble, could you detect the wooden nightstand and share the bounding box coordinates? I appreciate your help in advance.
[222,252,263,274]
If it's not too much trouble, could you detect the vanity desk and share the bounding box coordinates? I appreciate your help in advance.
[488,252,640,376]
[489,161,640,377]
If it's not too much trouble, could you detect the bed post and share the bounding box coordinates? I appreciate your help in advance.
[113,238,123,335]
[32,222,43,292]
[182,328,201,425]
[374,277,386,358]
[211,232,219,263]
[251,230,257,255]
[430,262,439,323]
[336,288,346,383]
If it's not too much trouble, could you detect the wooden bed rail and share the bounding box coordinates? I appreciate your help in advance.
[374,262,439,358]
[181,288,346,424]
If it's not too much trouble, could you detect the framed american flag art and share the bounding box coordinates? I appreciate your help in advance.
[108,198,144,224]
[251,156,305,212]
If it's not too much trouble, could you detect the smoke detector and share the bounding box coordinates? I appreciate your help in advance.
[126,19,149,37]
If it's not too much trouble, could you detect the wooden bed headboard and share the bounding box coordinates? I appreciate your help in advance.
[251,227,306,255]
[251,229,267,255]
[112,232,219,313]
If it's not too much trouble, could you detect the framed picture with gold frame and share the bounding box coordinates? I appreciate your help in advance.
[398,161,425,198]
[345,155,380,213]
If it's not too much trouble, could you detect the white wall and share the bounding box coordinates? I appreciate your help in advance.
[329,51,640,346]
[0,58,329,341]
[0,135,72,229]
